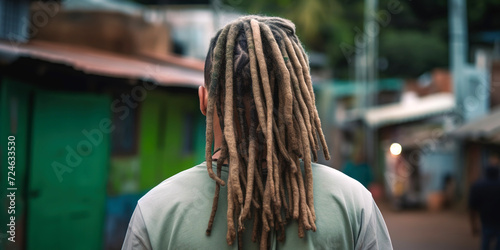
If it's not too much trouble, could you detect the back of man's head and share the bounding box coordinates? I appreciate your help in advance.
[202,15,330,248]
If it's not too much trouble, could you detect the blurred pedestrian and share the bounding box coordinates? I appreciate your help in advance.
[469,153,500,250]
[122,15,392,249]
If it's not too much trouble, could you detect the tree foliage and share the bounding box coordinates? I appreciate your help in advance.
[221,0,496,78]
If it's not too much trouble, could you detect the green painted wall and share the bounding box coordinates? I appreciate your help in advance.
[138,91,205,191]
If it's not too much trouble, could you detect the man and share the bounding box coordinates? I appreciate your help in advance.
[470,153,500,250]
[122,16,392,249]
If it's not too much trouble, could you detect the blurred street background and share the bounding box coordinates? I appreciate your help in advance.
[1,0,499,249]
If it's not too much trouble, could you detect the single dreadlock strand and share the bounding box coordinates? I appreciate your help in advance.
[289,160,300,220]
[206,171,220,235]
[224,23,244,206]
[261,188,271,231]
[206,25,230,186]
[206,30,227,236]
[226,171,236,245]
[263,169,274,223]
[236,86,249,162]
[238,159,248,209]
[272,150,282,211]
[206,141,228,235]
[256,21,299,155]
[290,118,303,222]
[206,61,229,236]
[237,159,250,221]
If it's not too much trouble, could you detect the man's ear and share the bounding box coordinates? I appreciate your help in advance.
[198,86,208,116]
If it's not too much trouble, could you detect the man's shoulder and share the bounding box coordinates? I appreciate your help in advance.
[311,162,373,206]
[312,163,369,190]
[138,162,211,207]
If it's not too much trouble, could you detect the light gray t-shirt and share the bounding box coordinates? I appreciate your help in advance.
[122,161,392,249]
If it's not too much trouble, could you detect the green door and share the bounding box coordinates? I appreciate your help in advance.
[27,90,111,250]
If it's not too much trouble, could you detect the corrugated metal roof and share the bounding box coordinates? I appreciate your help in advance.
[0,40,204,88]
[364,93,455,127]
[452,108,500,142]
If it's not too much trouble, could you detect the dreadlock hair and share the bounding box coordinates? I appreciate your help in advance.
[203,15,330,249]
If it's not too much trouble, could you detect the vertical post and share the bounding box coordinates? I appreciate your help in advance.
[449,0,468,123]
[449,0,468,206]
[364,0,378,170]
[366,0,378,108]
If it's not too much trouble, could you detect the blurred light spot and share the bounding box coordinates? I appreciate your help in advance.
[390,143,402,156]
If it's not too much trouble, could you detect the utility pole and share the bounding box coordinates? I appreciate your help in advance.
[366,0,378,108]
[356,0,378,110]
[449,0,468,123]
[355,0,378,170]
